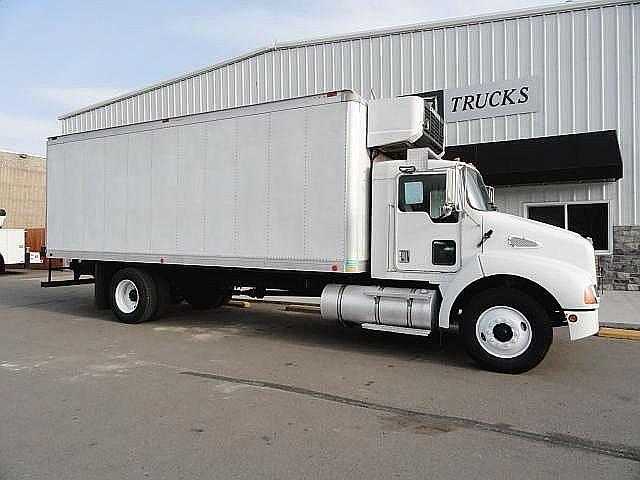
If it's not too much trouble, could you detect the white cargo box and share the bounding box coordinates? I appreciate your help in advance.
[0,229,25,266]
[47,91,370,273]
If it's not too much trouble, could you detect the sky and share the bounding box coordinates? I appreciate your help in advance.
[0,0,557,156]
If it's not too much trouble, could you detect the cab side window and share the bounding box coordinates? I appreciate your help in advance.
[398,174,458,223]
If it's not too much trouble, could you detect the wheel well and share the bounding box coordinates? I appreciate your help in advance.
[449,275,565,327]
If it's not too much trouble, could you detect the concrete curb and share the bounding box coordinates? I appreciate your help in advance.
[233,297,319,307]
[597,327,640,341]
[227,300,252,308]
[283,305,321,314]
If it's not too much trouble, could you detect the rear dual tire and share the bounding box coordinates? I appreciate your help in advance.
[110,267,159,324]
[184,284,232,310]
[109,266,231,323]
[110,267,171,324]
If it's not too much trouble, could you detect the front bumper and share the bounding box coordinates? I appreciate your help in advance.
[565,308,599,340]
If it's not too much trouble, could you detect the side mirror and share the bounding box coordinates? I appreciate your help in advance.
[439,204,454,218]
[487,186,495,204]
[445,168,458,210]
[486,185,498,210]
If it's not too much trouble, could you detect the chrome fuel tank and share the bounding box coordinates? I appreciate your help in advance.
[320,285,439,330]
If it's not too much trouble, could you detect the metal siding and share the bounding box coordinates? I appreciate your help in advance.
[203,119,235,257]
[126,131,153,253]
[83,137,105,252]
[269,108,306,259]
[177,123,206,254]
[58,1,639,225]
[103,135,129,252]
[150,127,179,254]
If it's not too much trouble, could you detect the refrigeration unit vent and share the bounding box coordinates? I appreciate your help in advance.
[419,104,444,154]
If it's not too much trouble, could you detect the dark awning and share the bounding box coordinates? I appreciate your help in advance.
[443,130,623,186]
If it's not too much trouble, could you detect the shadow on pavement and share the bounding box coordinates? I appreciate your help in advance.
[11,284,475,370]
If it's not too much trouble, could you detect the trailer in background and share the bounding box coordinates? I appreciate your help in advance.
[0,210,25,273]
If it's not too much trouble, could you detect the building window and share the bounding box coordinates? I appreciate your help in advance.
[527,205,565,229]
[526,202,609,252]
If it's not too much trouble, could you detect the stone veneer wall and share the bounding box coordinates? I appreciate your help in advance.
[600,226,640,291]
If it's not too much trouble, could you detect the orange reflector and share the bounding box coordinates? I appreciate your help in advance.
[327,91,337,97]
[568,314,578,323]
[584,285,598,304]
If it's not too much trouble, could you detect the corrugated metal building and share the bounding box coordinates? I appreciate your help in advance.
[55,0,639,288]
[0,150,46,229]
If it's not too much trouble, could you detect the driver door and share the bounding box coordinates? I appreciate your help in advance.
[394,173,461,273]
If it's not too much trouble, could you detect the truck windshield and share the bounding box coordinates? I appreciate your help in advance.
[465,168,493,211]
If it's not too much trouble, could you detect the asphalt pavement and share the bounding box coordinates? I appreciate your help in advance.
[1,269,639,479]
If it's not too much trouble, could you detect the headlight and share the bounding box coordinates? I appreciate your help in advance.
[584,284,598,305]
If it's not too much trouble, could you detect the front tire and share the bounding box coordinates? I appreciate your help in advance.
[110,267,159,324]
[461,287,553,374]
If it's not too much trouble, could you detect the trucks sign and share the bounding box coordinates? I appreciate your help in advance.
[417,77,541,123]
[443,77,541,122]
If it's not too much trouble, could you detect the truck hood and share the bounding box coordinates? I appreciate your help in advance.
[480,211,597,283]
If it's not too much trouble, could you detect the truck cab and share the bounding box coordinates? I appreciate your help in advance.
[364,150,599,372]
[324,95,600,373]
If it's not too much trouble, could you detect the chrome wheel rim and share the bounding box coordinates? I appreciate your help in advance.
[475,306,532,359]
[115,279,139,314]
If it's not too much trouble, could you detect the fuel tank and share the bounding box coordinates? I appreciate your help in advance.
[320,284,439,330]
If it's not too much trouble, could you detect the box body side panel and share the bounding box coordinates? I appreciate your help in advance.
[46,97,370,273]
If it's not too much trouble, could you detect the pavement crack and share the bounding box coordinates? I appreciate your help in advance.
[180,370,640,463]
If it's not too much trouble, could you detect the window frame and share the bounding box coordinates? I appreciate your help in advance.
[523,200,612,255]
[398,173,459,224]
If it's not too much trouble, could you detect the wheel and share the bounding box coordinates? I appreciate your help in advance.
[461,287,553,374]
[184,285,232,310]
[110,267,159,324]
[0,254,5,274]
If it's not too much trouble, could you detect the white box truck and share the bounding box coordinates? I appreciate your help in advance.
[44,91,599,373]
[0,210,25,273]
